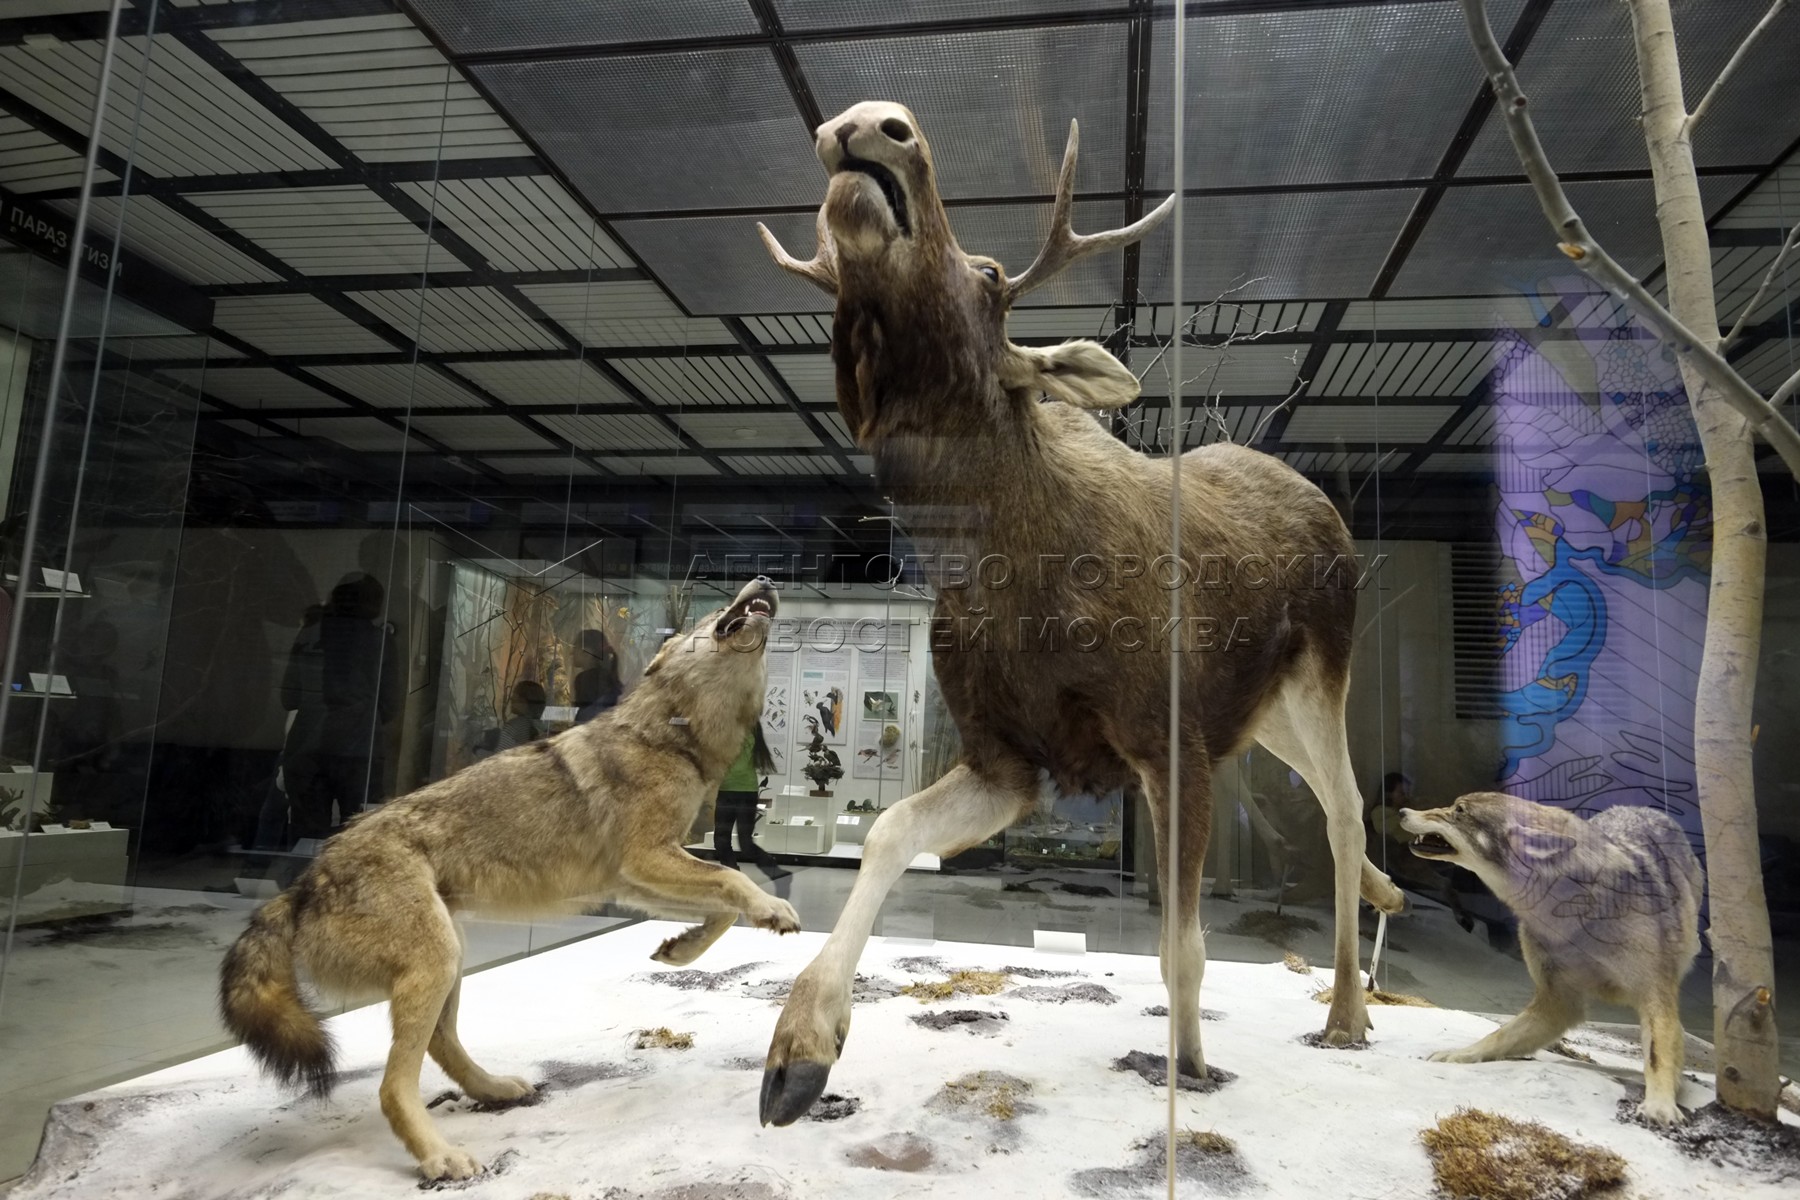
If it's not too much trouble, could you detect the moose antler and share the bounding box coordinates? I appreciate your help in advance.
[1008,120,1176,303]
[757,206,839,296]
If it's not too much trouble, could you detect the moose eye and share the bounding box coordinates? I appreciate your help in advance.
[1454,801,1466,814]
[977,264,1000,284]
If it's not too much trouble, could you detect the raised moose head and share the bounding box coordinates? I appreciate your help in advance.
[758,101,1175,446]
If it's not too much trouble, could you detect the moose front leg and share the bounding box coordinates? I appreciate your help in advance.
[1139,750,1214,1079]
[759,762,1036,1127]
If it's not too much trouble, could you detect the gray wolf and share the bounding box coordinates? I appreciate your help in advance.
[753,100,1404,1125]
[220,578,798,1181]
[1401,791,1702,1124]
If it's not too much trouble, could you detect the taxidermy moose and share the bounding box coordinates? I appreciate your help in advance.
[755,101,1404,1126]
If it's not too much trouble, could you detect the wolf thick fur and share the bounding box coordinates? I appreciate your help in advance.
[1400,791,1702,1125]
[219,579,795,1182]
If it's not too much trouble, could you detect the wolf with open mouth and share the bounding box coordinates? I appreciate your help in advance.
[1400,791,1702,1125]
[219,577,795,1181]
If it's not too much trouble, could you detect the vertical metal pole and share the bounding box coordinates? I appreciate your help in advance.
[1166,1,1187,1194]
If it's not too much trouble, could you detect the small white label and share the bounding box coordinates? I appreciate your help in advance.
[49,675,72,695]
[27,673,48,693]
[669,716,689,726]
[41,568,81,593]
[41,824,67,834]
[1033,929,1087,955]
[10,764,32,773]
[836,814,859,826]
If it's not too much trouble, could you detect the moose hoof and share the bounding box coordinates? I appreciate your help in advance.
[759,1060,833,1127]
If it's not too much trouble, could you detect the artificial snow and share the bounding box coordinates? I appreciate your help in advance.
[9,920,1795,1199]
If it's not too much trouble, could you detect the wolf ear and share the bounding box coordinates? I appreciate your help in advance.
[1001,340,1140,410]
[1514,827,1577,866]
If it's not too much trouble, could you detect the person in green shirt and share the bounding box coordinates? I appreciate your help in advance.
[713,724,787,879]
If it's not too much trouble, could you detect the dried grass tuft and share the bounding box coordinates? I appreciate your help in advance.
[631,1027,694,1050]
[1311,985,1436,1007]
[1283,952,1311,974]
[901,969,1010,1002]
[1421,1107,1627,1200]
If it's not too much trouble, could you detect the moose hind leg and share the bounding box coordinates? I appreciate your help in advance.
[1254,679,1390,1047]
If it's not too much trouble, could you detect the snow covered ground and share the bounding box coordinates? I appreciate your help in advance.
[9,920,1794,1199]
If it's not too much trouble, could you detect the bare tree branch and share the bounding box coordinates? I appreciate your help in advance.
[1683,0,1790,137]
[1460,0,1800,481]
[1249,376,1311,445]
[1722,219,1800,350]
[1771,367,1800,411]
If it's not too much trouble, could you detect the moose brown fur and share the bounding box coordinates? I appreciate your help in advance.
[755,101,1405,1127]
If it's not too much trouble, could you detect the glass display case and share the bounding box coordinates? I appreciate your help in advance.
[0,0,1796,1196]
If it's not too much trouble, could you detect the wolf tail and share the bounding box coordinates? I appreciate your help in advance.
[219,890,337,1097]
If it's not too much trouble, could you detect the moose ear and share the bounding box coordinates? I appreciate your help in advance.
[1001,340,1140,411]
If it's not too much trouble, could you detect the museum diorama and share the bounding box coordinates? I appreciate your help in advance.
[1,0,1798,1197]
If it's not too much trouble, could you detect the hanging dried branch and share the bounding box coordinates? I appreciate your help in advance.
[1459,0,1800,480]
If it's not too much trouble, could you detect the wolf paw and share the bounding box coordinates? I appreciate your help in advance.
[418,1146,483,1182]
[1637,1096,1685,1126]
[468,1075,534,1104]
[1428,1047,1483,1064]
[752,897,801,935]
[653,929,707,966]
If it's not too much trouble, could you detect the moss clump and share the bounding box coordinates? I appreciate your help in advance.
[1283,952,1311,974]
[901,968,1009,1002]
[631,1027,694,1050]
[933,1070,1033,1121]
[1177,1129,1237,1155]
[1311,985,1436,1007]
[1421,1108,1627,1200]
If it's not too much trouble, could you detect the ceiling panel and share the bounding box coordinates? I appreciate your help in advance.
[1136,190,1420,303]
[189,186,446,275]
[398,176,631,271]
[519,281,731,348]
[157,365,344,410]
[209,15,529,162]
[952,201,1129,306]
[409,414,554,451]
[797,24,1128,200]
[1008,307,1117,340]
[1716,151,1799,229]
[772,355,835,405]
[482,455,603,476]
[536,412,686,453]
[675,412,822,448]
[743,314,832,346]
[1733,338,1799,394]
[615,210,835,315]
[773,0,1119,29]
[450,359,634,406]
[1312,341,1496,398]
[472,48,823,213]
[728,454,838,475]
[613,455,718,477]
[409,0,759,55]
[1131,343,1303,397]
[1283,404,1460,443]
[1340,297,1545,330]
[108,335,243,360]
[0,36,337,178]
[56,195,281,286]
[612,356,788,407]
[1145,1,1521,190]
[305,363,492,410]
[213,294,395,356]
[1462,0,1800,175]
[1392,177,1753,298]
[348,286,564,353]
[278,415,428,452]
[0,113,112,194]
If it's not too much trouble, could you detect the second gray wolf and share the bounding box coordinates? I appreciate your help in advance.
[220,578,797,1181]
[1401,791,1702,1124]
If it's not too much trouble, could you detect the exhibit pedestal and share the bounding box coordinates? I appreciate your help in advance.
[0,826,130,924]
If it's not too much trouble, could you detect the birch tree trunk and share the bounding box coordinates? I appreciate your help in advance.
[1627,0,1780,1120]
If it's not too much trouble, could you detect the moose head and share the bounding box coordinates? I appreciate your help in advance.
[758,102,1175,447]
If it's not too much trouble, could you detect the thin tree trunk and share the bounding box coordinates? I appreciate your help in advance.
[1627,0,1780,1120]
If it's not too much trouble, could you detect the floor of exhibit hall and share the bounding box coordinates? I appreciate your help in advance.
[1,861,1795,1186]
[7,919,1797,1200]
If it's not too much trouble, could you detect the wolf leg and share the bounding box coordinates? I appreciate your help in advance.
[381,952,482,1181]
[1431,983,1583,1063]
[1636,986,1687,1125]
[622,845,799,934]
[759,761,1037,1126]
[429,973,533,1105]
